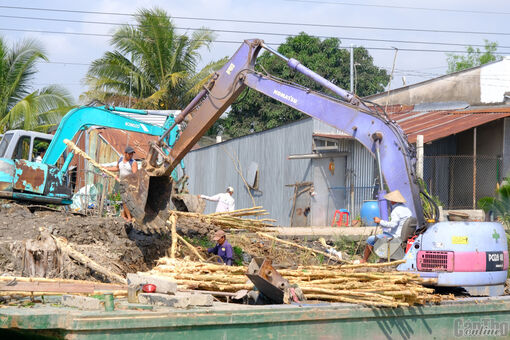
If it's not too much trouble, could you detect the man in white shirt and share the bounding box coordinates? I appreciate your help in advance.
[200,187,235,212]
[360,190,413,263]
[105,146,138,222]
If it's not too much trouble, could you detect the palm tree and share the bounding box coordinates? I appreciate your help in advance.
[479,180,510,229]
[0,37,74,133]
[82,7,227,109]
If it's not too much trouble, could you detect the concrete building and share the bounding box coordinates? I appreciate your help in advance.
[366,57,510,106]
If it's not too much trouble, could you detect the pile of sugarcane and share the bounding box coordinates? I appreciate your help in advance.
[148,258,453,308]
[173,206,275,232]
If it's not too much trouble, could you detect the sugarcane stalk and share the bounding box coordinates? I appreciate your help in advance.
[169,213,177,259]
[175,234,206,261]
[63,139,120,181]
[256,232,348,263]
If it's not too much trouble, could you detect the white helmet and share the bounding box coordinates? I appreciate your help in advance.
[226,186,234,193]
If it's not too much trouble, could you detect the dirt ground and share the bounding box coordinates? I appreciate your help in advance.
[0,203,329,283]
[0,203,167,281]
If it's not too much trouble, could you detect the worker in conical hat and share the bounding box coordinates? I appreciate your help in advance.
[361,190,413,263]
[383,190,406,203]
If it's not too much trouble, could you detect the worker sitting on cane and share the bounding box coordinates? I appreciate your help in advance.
[207,230,234,266]
[360,190,412,263]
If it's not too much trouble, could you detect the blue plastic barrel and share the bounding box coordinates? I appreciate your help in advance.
[360,200,380,226]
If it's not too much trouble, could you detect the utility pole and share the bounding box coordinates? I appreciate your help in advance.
[350,44,354,93]
[384,47,398,112]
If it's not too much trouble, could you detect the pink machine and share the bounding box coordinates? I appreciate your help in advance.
[398,221,508,296]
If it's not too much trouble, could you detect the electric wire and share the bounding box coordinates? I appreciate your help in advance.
[0,27,501,54]
[0,5,510,36]
[1,13,509,50]
[282,0,510,16]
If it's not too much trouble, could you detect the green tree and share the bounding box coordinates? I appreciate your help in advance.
[220,33,390,138]
[479,180,510,228]
[447,40,502,74]
[82,7,227,109]
[0,37,73,133]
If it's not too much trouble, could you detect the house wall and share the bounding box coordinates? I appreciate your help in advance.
[503,118,510,177]
[367,57,510,106]
[312,120,377,220]
[183,119,314,226]
[370,68,481,106]
[422,122,503,209]
[456,121,503,156]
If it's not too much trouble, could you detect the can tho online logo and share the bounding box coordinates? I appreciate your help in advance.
[454,319,509,337]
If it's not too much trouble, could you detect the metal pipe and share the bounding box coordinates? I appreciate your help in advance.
[145,110,174,116]
[374,140,389,220]
[107,106,148,115]
[287,152,348,159]
[261,43,354,103]
[416,135,424,179]
[158,89,208,144]
[60,130,85,175]
[473,127,477,209]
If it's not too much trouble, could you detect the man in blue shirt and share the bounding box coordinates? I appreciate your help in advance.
[207,230,234,266]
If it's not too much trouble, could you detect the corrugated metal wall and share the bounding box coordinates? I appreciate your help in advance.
[313,120,377,219]
[183,118,376,226]
[183,119,314,226]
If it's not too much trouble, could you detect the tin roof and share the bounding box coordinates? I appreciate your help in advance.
[309,105,510,144]
[386,104,510,143]
[96,128,158,159]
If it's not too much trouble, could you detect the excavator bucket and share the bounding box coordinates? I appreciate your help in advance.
[120,168,205,234]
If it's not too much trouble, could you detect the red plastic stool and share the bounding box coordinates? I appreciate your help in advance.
[331,209,349,227]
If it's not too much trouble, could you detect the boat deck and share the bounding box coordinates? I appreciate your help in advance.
[1,296,509,339]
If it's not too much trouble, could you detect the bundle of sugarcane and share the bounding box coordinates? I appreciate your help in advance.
[173,207,275,232]
[148,258,453,307]
[149,258,252,292]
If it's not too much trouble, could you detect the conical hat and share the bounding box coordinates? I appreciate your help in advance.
[384,190,406,203]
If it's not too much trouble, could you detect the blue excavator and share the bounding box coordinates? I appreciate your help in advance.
[120,39,508,296]
[0,105,199,208]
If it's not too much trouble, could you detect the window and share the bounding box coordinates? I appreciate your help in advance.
[13,136,31,160]
[313,137,339,152]
[0,133,13,157]
[32,138,51,161]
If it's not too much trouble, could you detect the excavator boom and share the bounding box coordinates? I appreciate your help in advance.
[125,39,423,232]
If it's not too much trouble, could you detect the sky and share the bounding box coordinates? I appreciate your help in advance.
[1,0,510,103]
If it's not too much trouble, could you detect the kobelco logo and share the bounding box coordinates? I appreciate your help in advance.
[125,122,140,129]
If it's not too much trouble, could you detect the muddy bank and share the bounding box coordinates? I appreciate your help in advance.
[0,204,173,282]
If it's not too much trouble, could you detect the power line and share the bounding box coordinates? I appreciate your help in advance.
[1,5,510,36]
[1,27,507,54]
[2,14,510,50]
[283,0,510,15]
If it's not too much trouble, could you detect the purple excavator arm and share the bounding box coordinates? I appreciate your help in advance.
[125,39,424,232]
